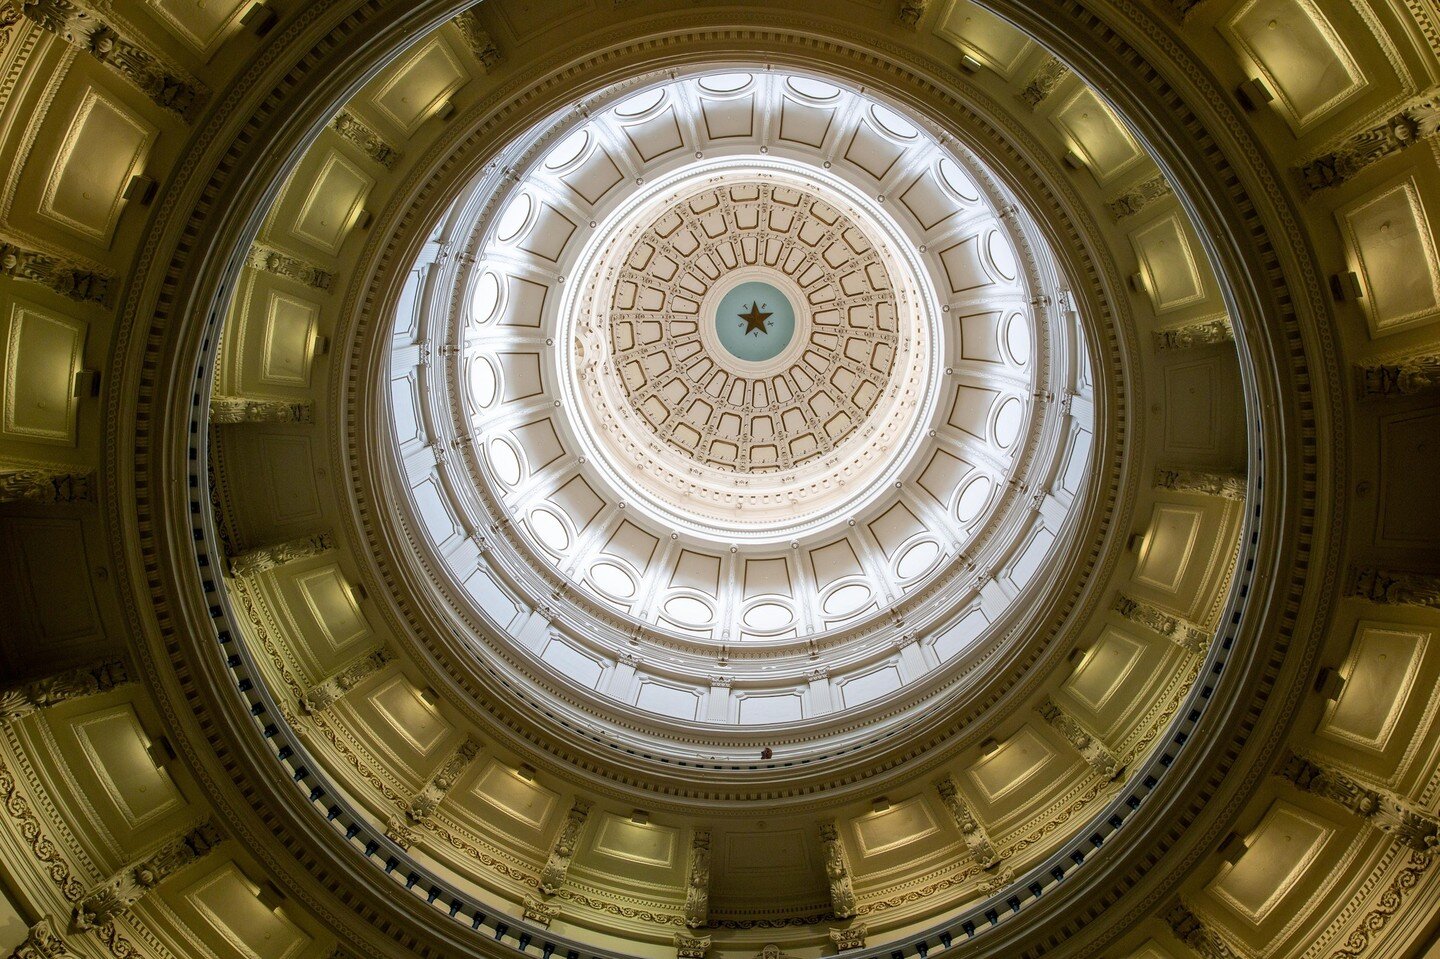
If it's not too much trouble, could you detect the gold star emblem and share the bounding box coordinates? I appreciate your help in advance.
[738,301,772,336]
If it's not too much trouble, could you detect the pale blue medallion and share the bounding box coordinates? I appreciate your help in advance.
[714,281,795,362]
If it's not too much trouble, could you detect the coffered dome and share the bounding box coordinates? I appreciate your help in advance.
[384,68,1095,742]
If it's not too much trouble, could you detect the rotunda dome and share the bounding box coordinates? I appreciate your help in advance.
[381,69,1097,747]
[6,0,1393,957]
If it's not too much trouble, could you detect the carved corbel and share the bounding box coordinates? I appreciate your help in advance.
[2,658,131,722]
[818,821,858,919]
[1035,695,1123,779]
[935,775,1001,868]
[227,531,334,576]
[1111,592,1209,654]
[0,237,111,303]
[684,830,711,928]
[538,800,592,895]
[73,820,223,930]
[1153,468,1245,500]
[0,463,94,505]
[298,647,395,713]
[15,0,208,120]
[1277,751,1439,851]
[210,395,314,424]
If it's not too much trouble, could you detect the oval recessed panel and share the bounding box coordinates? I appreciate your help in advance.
[896,540,941,580]
[664,595,712,624]
[496,193,532,242]
[994,397,1024,448]
[529,509,570,553]
[743,601,793,631]
[986,230,1019,282]
[824,583,871,617]
[788,76,840,99]
[590,561,636,598]
[545,128,589,169]
[471,271,501,324]
[1005,312,1031,366]
[872,103,918,139]
[615,87,664,116]
[488,439,522,485]
[699,72,752,93]
[956,476,991,523]
[470,358,497,408]
[939,157,981,202]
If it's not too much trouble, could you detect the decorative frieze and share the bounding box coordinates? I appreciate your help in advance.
[1106,174,1171,220]
[228,532,334,576]
[1277,752,1440,851]
[1164,900,1241,959]
[897,0,925,29]
[674,933,710,959]
[1035,695,1123,778]
[1349,566,1440,608]
[15,0,207,120]
[0,464,93,504]
[1,658,131,722]
[818,821,858,919]
[684,829,711,928]
[298,647,395,713]
[73,820,223,930]
[210,395,314,424]
[1300,87,1440,193]
[405,738,480,823]
[1020,56,1068,108]
[935,775,1000,868]
[453,10,501,71]
[332,110,401,169]
[9,917,74,958]
[1356,353,1440,397]
[1153,316,1234,350]
[248,243,334,291]
[828,923,868,952]
[1112,592,1209,653]
[1154,468,1245,500]
[538,800,591,895]
[0,238,111,303]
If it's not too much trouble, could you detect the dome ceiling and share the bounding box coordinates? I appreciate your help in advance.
[384,70,1096,741]
[9,0,1423,957]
